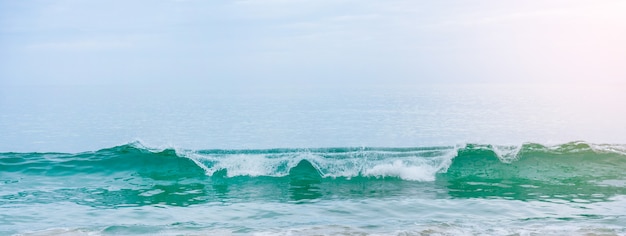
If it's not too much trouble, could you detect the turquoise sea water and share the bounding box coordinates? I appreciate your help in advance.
[1,84,625,235]
[2,141,626,235]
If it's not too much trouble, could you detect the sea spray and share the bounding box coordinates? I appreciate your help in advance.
[2,141,626,235]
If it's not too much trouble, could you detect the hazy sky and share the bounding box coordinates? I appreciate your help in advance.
[1,0,625,87]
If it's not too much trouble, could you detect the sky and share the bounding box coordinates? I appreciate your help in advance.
[1,0,626,151]
[1,0,625,88]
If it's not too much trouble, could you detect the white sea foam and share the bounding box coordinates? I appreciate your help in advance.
[590,143,626,155]
[252,223,626,236]
[492,145,522,163]
[181,147,460,181]
[361,160,439,181]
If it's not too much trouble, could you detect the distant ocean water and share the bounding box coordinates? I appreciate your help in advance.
[1,84,625,235]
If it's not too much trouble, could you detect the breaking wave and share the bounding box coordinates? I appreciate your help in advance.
[2,141,625,182]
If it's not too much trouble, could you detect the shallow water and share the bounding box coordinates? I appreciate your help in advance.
[2,142,626,235]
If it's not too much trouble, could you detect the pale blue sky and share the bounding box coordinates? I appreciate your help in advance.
[1,0,626,151]
[1,0,625,87]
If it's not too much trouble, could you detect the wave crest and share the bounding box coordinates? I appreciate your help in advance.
[2,141,625,182]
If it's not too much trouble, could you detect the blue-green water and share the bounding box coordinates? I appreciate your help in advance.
[2,141,626,235]
[2,84,626,235]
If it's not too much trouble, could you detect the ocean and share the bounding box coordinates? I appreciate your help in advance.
[1,84,625,235]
